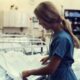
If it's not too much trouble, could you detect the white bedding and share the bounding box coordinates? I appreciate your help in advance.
[0,48,80,80]
[0,51,45,80]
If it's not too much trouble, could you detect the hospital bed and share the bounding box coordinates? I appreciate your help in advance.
[0,36,80,80]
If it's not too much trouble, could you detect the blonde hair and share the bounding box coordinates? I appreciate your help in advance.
[34,1,80,48]
[62,18,80,48]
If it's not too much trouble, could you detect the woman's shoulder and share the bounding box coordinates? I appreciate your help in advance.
[59,30,71,38]
[58,30,73,44]
[52,30,72,43]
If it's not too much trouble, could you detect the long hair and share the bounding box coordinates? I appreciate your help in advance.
[34,1,80,48]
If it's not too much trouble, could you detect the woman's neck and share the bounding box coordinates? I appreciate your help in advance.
[54,25,63,33]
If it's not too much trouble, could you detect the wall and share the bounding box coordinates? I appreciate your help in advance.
[0,0,80,36]
[0,11,3,29]
[0,0,80,12]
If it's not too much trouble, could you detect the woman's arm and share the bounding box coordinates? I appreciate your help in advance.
[40,56,49,64]
[22,55,61,78]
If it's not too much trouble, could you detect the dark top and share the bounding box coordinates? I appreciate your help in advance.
[48,30,77,80]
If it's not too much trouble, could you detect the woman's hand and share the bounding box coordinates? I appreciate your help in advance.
[40,56,49,65]
[22,71,31,80]
[22,77,28,80]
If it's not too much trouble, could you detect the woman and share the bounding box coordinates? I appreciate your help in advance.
[22,1,80,80]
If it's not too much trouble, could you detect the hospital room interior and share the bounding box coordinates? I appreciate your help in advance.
[0,0,80,80]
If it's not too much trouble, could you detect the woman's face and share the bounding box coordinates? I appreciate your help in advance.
[38,18,58,31]
[39,19,50,30]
